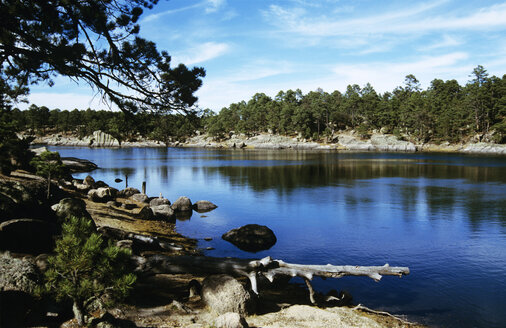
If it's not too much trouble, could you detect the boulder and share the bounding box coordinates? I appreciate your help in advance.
[88,187,118,202]
[130,193,149,203]
[171,196,192,212]
[149,197,171,207]
[51,198,92,221]
[222,224,276,252]
[0,219,57,254]
[214,312,249,328]
[136,206,154,220]
[201,274,255,316]
[117,187,140,198]
[193,200,218,213]
[151,205,175,220]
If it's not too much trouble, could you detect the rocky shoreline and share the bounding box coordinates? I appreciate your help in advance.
[32,130,506,155]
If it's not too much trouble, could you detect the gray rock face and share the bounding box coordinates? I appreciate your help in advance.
[171,196,192,212]
[130,193,149,203]
[149,197,171,207]
[193,200,218,213]
[117,187,140,198]
[201,274,254,316]
[52,198,91,221]
[222,224,277,252]
[0,219,57,254]
[214,312,249,328]
[151,205,175,220]
[61,158,98,173]
[0,252,40,293]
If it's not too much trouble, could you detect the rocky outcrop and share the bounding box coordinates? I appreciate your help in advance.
[222,224,277,252]
[32,132,165,148]
[0,219,57,254]
[171,196,192,212]
[461,142,506,154]
[135,206,154,220]
[201,274,255,316]
[193,200,218,213]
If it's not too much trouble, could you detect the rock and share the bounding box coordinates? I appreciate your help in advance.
[51,198,92,221]
[106,200,121,208]
[0,219,57,254]
[0,252,40,293]
[94,180,109,188]
[83,175,95,187]
[214,312,249,328]
[0,176,55,223]
[193,200,218,213]
[151,204,175,220]
[171,196,192,212]
[130,193,149,203]
[115,240,133,250]
[88,130,120,147]
[88,187,118,202]
[201,274,254,316]
[149,197,171,207]
[204,237,213,241]
[117,187,140,198]
[72,179,91,192]
[61,157,98,173]
[114,178,123,183]
[222,224,277,252]
[136,206,154,220]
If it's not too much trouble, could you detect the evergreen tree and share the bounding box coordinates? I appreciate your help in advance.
[43,216,136,326]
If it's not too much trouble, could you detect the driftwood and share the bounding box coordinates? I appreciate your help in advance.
[133,254,410,304]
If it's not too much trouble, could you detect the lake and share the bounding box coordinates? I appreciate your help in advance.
[48,146,506,328]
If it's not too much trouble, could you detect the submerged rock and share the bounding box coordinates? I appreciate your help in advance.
[222,224,276,252]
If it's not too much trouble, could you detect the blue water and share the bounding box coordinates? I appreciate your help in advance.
[49,146,506,328]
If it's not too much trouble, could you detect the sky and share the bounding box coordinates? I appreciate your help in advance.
[23,0,506,112]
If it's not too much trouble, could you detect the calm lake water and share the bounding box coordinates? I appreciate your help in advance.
[49,146,506,328]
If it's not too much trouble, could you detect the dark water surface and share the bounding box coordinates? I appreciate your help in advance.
[49,146,506,328]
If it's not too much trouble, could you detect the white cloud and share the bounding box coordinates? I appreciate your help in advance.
[141,3,203,23]
[172,42,230,66]
[422,35,462,51]
[264,1,506,37]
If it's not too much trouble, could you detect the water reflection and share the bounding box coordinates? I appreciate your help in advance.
[49,146,506,328]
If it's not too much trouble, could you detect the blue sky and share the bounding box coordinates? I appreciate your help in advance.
[24,0,506,111]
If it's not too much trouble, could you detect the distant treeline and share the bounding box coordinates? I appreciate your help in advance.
[3,65,506,144]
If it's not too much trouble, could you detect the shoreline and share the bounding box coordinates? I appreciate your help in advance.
[32,131,506,155]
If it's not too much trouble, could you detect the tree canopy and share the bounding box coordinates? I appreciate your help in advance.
[0,0,205,113]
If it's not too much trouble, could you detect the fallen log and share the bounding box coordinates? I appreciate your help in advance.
[132,255,410,304]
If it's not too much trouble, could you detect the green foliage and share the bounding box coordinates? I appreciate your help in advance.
[29,150,65,199]
[43,216,136,325]
[0,0,205,113]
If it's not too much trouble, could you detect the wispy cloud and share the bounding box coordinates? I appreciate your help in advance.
[172,42,230,66]
[141,3,203,23]
[205,0,226,13]
[264,1,506,37]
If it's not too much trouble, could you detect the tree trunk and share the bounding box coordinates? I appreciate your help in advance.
[72,300,85,326]
[46,172,51,200]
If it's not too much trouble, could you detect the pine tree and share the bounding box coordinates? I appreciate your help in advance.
[43,216,136,326]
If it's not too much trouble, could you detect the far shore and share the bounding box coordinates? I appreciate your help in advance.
[30,130,506,155]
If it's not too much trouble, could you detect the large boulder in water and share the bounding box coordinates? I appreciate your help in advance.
[151,205,175,220]
[222,224,276,252]
[192,200,218,213]
[171,196,192,212]
[201,274,255,316]
[149,197,171,207]
[0,219,58,254]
